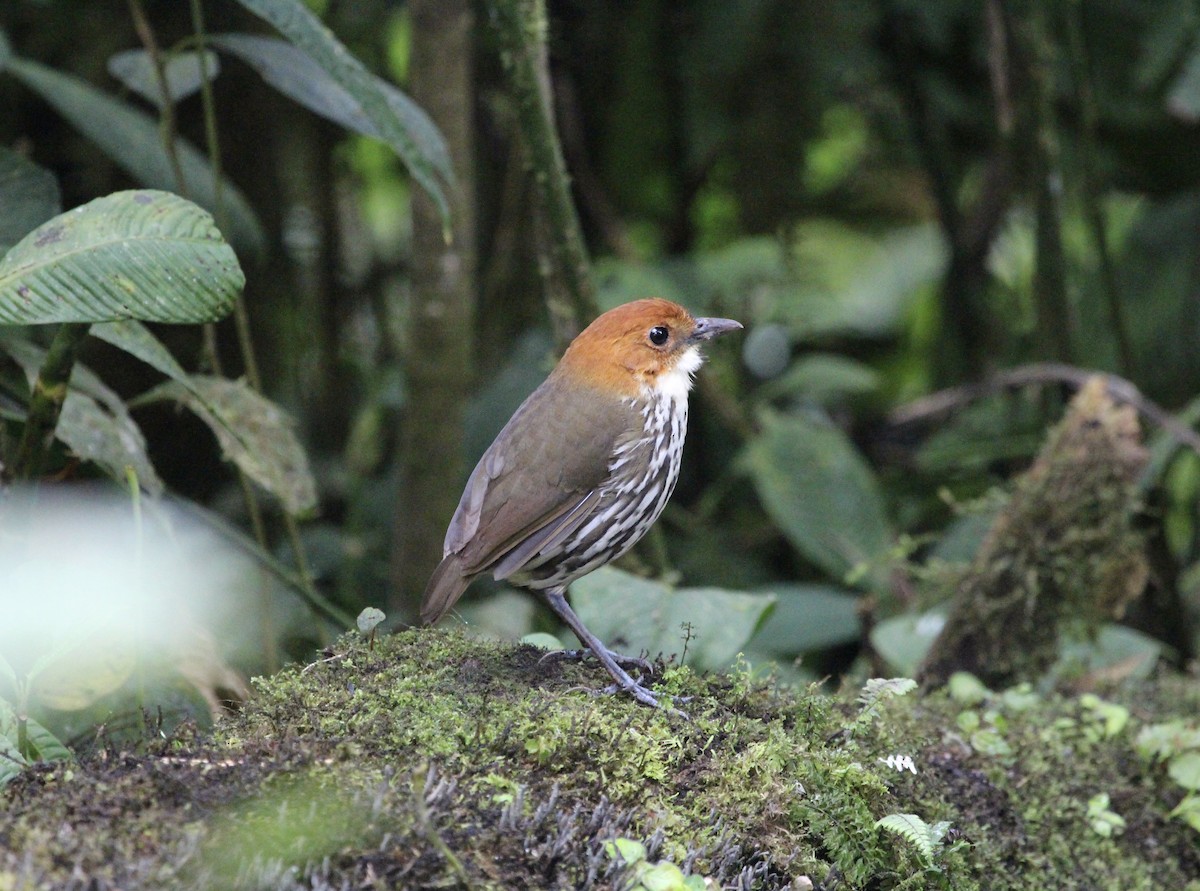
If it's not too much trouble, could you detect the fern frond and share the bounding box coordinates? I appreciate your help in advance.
[856,677,917,724]
[875,812,937,862]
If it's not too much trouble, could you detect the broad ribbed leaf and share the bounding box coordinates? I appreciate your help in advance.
[0,190,243,325]
[107,49,221,108]
[140,375,316,515]
[741,410,892,590]
[0,147,61,254]
[231,0,451,226]
[5,57,264,258]
[571,567,776,671]
[210,34,450,181]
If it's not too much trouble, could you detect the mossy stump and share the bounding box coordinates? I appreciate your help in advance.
[1,629,1198,890]
[919,378,1149,688]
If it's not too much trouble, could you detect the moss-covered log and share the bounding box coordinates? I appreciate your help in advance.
[919,378,1149,688]
[2,629,1198,890]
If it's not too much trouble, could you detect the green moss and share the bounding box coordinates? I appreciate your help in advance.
[1,630,1197,889]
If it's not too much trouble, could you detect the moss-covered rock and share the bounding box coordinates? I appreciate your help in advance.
[1,629,1197,890]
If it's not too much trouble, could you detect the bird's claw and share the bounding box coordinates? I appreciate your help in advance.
[540,646,654,674]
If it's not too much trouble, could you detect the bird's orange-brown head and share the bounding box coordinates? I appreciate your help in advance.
[556,298,742,399]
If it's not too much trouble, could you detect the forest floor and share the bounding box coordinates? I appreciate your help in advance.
[2,628,1199,890]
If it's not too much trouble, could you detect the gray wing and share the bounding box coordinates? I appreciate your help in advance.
[443,374,634,579]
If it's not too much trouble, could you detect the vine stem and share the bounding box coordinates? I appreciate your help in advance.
[10,323,91,482]
[488,0,597,348]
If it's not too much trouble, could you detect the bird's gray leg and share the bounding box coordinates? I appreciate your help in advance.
[547,646,653,673]
[543,589,682,715]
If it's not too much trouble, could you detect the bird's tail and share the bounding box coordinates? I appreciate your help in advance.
[421,553,470,625]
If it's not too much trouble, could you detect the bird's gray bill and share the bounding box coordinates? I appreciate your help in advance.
[690,317,743,342]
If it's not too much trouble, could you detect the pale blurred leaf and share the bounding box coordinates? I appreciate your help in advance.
[571,566,776,671]
[748,583,861,655]
[210,34,449,182]
[5,58,264,258]
[107,49,220,108]
[230,0,450,225]
[741,410,892,589]
[0,147,61,254]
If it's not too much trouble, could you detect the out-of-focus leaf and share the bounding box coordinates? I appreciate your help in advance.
[5,58,264,258]
[230,0,451,227]
[570,566,776,671]
[1167,44,1200,122]
[1053,624,1164,682]
[748,583,861,655]
[759,353,881,403]
[1169,752,1200,791]
[0,147,61,254]
[520,632,565,651]
[30,635,136,711]
[0,335,163,493]
[1135,0,1199,89]
[777,222,945,339]
[138,375,316,515]
[593,256,685,312]
[0,190,242,325]
[740,409,892,590]
[914,394,1045,474]
[56,390,163,494]
[870,611,945,676]
[929,508,1000,564]
[209,33,449,183]
[741,323,791,380]
[455,590,539,642]
[107,49,220,108]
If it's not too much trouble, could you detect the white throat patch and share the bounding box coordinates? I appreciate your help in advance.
[650,346,702,404]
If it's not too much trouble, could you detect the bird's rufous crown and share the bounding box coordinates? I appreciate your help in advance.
[556,298,739,398]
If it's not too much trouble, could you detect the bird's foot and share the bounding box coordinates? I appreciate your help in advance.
[541,645,653,674]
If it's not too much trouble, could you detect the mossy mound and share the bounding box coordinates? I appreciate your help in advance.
[1,629,1198,890]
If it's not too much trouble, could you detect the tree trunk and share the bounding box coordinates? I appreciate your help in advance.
[391,0,477,615]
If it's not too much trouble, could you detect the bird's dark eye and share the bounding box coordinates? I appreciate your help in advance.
[648,326,669,346]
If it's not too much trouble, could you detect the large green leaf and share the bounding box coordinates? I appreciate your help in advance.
[0,190,243,325]
[0,148,61,254]
[740,410,893,590]
[870,611,945,676]
[209,34,450,182]
[137,376,316,515]
[231,0,451,227]
[570,567,776,671]
[748,583,861,655]
[4,57,264,258]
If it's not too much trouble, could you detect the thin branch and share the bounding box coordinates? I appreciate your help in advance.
[887,361,1200,457]
[127,0,187,193]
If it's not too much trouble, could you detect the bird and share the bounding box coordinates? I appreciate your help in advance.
[421,298,742,709]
